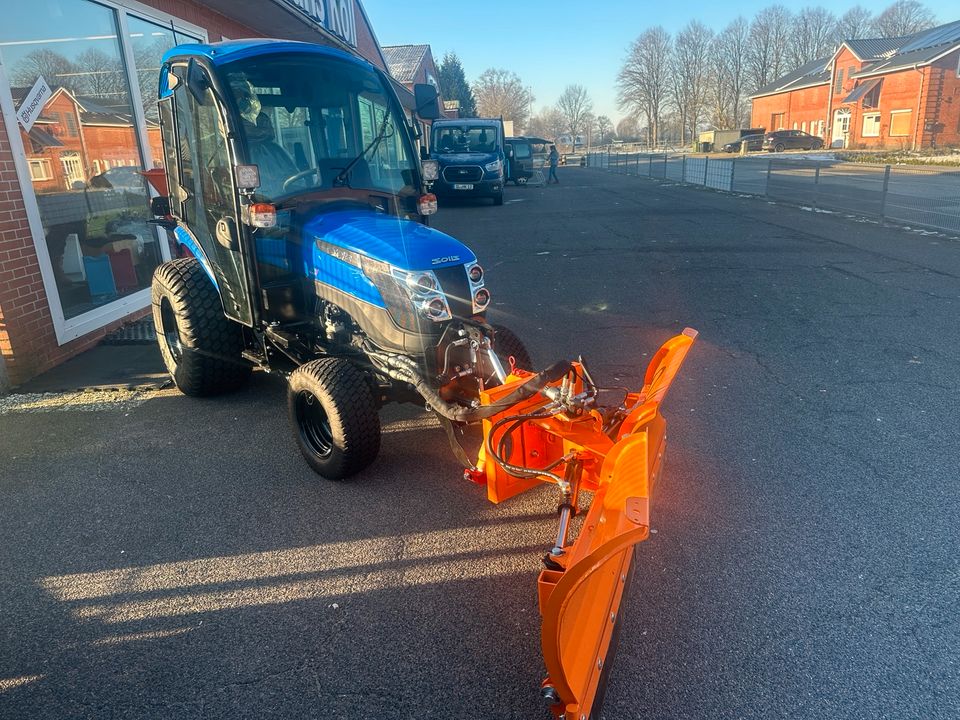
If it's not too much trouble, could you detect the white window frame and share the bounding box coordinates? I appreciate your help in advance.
[862,112,881,138]
[889,109,912,137]
[0,0,206,345]
[28,159,52,181]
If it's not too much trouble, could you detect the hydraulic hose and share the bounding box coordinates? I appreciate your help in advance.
[377,354,571,423]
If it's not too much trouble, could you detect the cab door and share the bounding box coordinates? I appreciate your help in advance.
[164,63,253,326]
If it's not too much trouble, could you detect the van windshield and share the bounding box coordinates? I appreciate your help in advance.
[221,53,417,202]
[433,125,500,154]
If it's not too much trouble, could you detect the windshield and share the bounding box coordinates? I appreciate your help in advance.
[221,53,417,202]
[432,125,500,154]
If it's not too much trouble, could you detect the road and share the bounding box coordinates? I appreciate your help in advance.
[2,168,959,719]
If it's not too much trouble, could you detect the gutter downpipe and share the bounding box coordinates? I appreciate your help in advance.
[825,55,837,147]
[912,63,925,151]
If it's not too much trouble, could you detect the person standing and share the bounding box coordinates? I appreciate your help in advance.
[547,145,559,184]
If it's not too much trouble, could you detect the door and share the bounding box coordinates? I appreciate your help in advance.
[832,109,851,148]
[167,63,252,325]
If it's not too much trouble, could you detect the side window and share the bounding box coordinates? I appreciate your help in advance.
[171,66,234,235]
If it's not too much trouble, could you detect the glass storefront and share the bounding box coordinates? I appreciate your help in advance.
[0,0,200,324]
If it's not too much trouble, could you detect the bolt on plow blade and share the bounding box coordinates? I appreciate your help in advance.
[476,329,697,718]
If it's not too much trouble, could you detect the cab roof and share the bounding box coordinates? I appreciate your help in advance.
[161,39,368,69]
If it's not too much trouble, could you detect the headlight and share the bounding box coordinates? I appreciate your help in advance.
[361,257,451,329]
[422,159,440,181]
[465,260,490,313]
[484,159,502,173]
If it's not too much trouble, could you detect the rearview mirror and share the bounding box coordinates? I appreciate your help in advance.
[414,83,441,120]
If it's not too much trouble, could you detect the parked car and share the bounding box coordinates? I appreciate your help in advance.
[722,134,764,153]
[89,165,146,192]
[763,130,825,152]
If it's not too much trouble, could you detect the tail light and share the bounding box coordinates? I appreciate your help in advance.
[418,193,438,216]
[245,202,276,228]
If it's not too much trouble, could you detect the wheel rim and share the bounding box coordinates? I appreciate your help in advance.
[159,297,183,364]
[296,390,334,459]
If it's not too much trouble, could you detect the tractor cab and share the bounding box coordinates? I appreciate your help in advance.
[155,40,442,329]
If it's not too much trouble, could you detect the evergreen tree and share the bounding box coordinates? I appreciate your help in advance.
[437,52,477,117]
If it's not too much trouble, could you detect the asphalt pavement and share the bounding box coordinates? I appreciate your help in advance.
[2,167,958,719]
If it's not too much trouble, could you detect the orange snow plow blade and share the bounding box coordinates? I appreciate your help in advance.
[477,328,697,719]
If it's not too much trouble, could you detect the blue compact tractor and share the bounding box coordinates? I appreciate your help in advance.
[149,40,532,478]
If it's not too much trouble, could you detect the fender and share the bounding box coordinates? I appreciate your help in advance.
[173,226,218,288]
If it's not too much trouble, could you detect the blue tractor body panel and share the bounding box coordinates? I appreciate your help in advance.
[302,209,476,310]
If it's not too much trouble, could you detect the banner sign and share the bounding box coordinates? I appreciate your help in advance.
[16,76,52,133]
[282,0,357,47]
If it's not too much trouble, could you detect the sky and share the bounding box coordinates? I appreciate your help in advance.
[363,0,957,125]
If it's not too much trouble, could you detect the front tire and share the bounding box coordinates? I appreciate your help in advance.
[493,191,504,206]
[152,258,250,396]
[287,359,381,480]
[774,143,785,152]
[492,324,532,371]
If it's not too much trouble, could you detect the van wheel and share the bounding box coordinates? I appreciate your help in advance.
[493,192,504,206]
[288,358,381,480]
[152,258,250,396]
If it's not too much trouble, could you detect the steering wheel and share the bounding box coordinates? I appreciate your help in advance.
[282,168,320,191]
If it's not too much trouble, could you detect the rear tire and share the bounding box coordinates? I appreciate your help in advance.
[288,358,381,480]
[152,258,250,396]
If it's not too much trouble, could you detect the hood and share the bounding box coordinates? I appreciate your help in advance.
[433,151,500,164]
[303,208,475,271]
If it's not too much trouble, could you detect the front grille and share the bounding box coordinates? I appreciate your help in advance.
[433,265,474,319]
[442,165,483,183]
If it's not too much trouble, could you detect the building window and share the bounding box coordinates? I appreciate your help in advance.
[862,113,881,137]
[862,82,881,109]
[64,113,78,137]
[890,110,912,137]
[801,121,807,133]
[793,121,798,130]
[28,159,52,181]
[772,112,785,130]
[834,68,844,94]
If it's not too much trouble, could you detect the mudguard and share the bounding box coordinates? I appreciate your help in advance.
[477,329,697,718]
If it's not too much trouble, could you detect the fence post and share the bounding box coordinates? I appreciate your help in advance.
[663,153,668,178]
[681,155,686,183]
[648,153,653,177]
[729,157,736,192]
[813,164,821,210]
[636,151,641,174]
[703,155,709,186]
[879,165,891,223]
[766,158,773,196]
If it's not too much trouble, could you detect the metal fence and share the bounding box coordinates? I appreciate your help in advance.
[587,148,960,235]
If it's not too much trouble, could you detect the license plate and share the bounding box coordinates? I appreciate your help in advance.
[453,183,474,190]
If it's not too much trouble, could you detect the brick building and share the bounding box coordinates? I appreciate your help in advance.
[750,19,960,150]
[0,0,399,390]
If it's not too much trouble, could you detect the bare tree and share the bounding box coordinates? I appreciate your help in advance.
[75,48,128,103]
[472,69,534,130]
[11,49,80,92]
[872,0,936,37]
[556,84,593,148]
[617,26,673,146]
[616,116,639,141]
[595,115,613,143]
[790,7,838,66]
[710,17,750,129]
[747,5,793,92]
[835,6,874,39]
[527,106,565,140]
[671,20,714,145]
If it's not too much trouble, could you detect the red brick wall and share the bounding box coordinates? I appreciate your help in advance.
[924,49,960,147]
[751,83,830,136]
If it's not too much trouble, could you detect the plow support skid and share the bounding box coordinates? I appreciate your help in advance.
[478,329,697,719]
